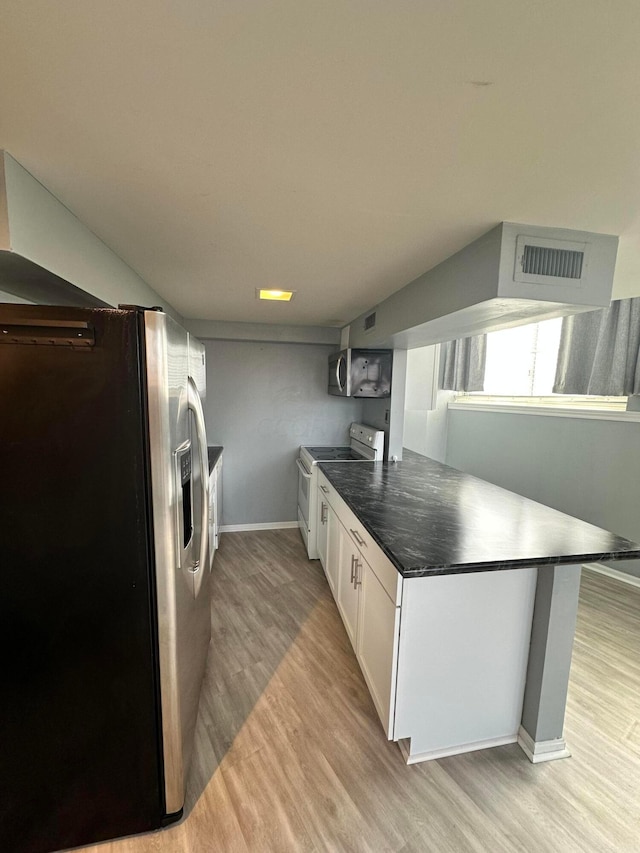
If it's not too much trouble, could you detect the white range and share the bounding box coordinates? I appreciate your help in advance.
[297,423,385,559]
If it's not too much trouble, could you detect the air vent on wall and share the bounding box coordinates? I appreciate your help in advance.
[364,311,376,331]
[514,235,589,287]
[521,245,584,278]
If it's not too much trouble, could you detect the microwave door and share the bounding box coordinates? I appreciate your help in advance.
[338,352,349,394]
[328,349,351,396]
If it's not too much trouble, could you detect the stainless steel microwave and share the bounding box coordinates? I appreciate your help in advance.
[328,348,392,397]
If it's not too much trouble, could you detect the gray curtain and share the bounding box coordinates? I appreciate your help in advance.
[553,298,640,395]
[441,335,486,391]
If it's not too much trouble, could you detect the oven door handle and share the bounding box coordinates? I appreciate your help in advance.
[296,458,312,480]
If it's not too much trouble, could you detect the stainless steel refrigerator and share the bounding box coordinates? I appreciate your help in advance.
[0,305,212,853]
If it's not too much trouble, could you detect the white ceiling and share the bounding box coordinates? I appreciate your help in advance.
[2,0,640,326]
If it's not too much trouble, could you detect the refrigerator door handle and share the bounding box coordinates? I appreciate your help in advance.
[187,377,209,589]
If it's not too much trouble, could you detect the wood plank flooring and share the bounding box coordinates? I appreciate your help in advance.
[77,531,640,853]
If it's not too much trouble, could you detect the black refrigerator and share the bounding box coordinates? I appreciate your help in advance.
[0,304,212,853]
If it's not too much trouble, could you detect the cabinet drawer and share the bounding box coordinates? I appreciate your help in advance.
[317,470,336,507]
[342,509,401,607]
[318,469,402,605]
[357,534,401,607]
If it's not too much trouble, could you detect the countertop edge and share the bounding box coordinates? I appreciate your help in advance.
[207,445,223,473]
[318,459,640,579]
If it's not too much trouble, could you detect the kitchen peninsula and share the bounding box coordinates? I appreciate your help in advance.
[315,451,640,765]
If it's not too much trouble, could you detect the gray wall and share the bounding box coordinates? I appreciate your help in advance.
[0,152,178,317]
[0,288,32,304]
[403,389,452,463]
[185,318,340,346]
[403,345,452,463]
[446,409,640,578]
[202,339,362,526]
[360,349,408,461]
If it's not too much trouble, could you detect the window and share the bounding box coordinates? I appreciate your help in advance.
[446,297,640,416]
[481,318,562,396]
[455,316,629,413]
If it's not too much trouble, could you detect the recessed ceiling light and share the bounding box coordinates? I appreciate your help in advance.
[256,289,296,302]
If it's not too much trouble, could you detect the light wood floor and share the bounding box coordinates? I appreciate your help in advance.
[79,530,640,853]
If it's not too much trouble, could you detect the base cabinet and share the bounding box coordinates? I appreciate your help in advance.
[317,494,329,570]
[357,557,400,736]
[393,568,537,761]
[335,520,360,650]
[320,470,400,738]
[208,454,223,570]
[316,469,539,764]
[325,505,339,594]
[335,523,400,737]
[318,492,338,595]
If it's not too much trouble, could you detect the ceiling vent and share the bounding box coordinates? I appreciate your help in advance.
[364,311,376,331]
[515,236,587,286]
[501,224,615,307]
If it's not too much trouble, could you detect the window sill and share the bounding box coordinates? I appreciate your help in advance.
[449,397,640,423]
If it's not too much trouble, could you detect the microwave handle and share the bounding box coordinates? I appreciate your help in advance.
[336,354,345,392]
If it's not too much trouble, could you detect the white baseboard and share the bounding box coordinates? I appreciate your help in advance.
[398,734,518,765]
[582,562,640,589]
[219,521,299,533]
[517,726,571,764]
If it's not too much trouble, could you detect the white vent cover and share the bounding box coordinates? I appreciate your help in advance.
[514,235,589,287]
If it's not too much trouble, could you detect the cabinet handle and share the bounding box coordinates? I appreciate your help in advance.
[321,503,328,524]
[354,558,362,589]
[320,485,329,494]
[350,528,366,547]
[350,554,356,584]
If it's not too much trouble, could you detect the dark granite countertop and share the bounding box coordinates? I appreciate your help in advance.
[207,446,223,473]
[318,451,640,578]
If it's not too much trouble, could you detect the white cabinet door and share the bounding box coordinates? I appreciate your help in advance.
[316,492,329,570]
[393,569,537,759]
[335,521,359,652]
[325,504,339,594]
[356,556,401,738]
[216,458,223,535]
[208,457,222,569]
[322,495,403,739]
